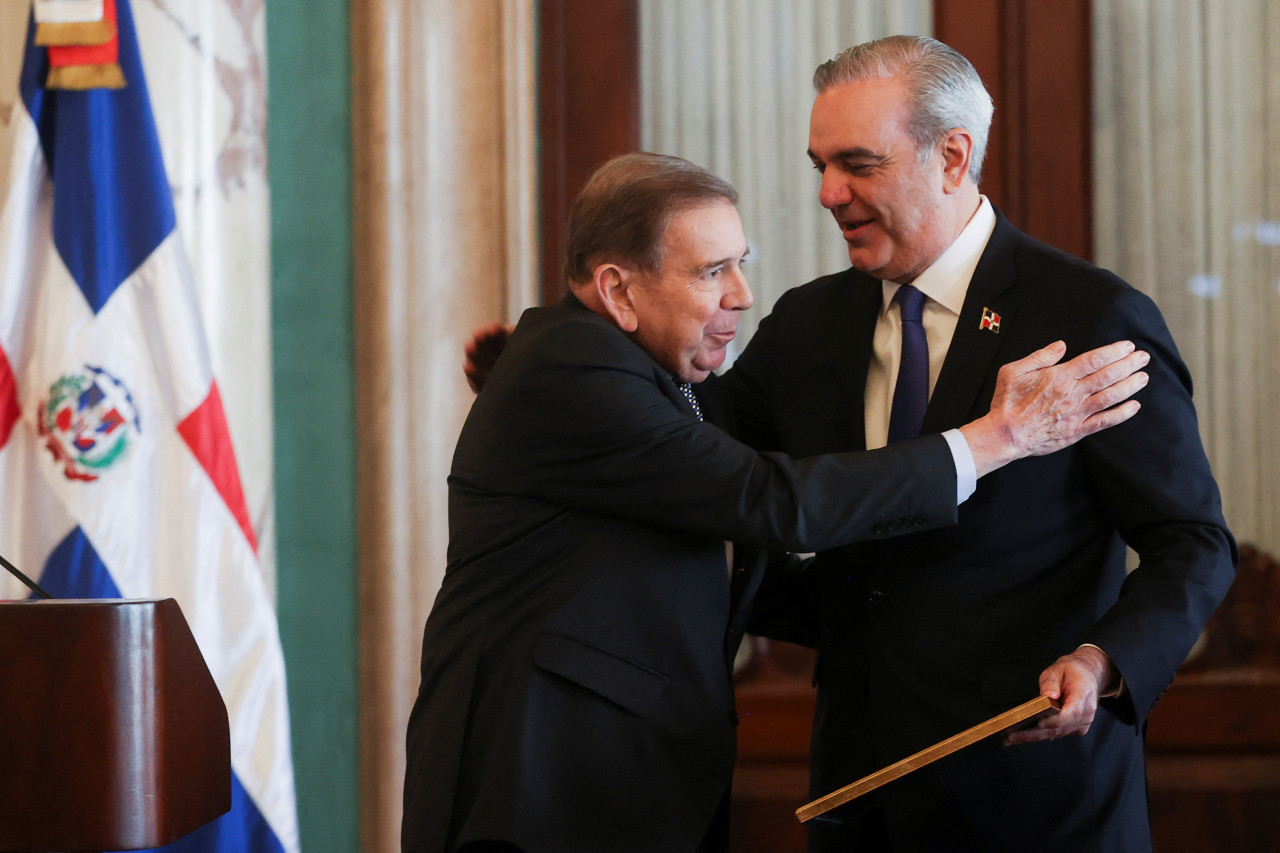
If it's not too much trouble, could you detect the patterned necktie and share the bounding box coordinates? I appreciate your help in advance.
[887,284,929,443]
[676,382,703,422]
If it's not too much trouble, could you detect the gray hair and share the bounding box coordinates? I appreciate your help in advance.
[813,35,993,183]
[564,152,738,285]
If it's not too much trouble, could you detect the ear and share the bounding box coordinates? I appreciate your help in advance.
[938,128,974,193]
[593,263,639,332]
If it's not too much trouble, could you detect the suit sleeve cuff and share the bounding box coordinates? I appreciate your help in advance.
[1077,643,1126,697]
[942,428,977,505]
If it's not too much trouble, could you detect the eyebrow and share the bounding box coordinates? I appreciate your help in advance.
[690,246,750,277]
[807,146,885,162]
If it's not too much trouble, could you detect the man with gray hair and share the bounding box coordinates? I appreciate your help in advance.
[724,34,1235,851]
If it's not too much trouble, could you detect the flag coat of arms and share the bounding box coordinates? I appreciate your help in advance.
[0,2,299,851]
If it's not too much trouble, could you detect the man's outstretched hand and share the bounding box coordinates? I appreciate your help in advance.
[463,323,515,393]
[960,340,1149,477]
[467,330,1150,471]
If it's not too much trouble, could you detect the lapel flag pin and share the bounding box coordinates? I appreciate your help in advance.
[979,307,1001,333]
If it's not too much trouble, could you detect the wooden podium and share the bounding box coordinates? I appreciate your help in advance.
[0,599,231,852]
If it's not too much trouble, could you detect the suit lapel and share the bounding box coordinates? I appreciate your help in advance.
[562,289,706,422]
[922,212,1021,434]
[839,276,882,450]
[658,372,702,420]
[811,270,881,452]
[564,289,699,422]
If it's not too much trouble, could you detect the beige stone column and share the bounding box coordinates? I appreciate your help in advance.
[350,1,537,849]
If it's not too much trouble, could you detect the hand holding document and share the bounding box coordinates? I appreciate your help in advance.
[797,696,1061,824]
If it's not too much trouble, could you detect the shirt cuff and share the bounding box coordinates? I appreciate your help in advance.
[1077,643,1126,697]
[942,428,977,505]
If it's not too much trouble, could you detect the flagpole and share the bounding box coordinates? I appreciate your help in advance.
[0,553,53,599]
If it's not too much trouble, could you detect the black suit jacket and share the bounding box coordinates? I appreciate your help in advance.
[725,212,1236,852]
[401,295,960,853]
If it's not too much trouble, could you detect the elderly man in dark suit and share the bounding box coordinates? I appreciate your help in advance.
[723,35,1236,852]
[403,152,1147,853]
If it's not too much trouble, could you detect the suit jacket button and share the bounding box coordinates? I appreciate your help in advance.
[867,589,885,607]
[873,523,887,535]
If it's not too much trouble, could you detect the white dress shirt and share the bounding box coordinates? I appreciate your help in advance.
[859,197,1122,689]
[865,196,997,503]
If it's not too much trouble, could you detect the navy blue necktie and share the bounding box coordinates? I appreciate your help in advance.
[887,284,929,443]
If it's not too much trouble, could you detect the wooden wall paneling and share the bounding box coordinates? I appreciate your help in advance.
[731,640,818,853]
[935,0,1094,261]
[1144,544,1280,852]
[537,0,641,304]
[933,0,1008,207]
[1018,3,1092,260]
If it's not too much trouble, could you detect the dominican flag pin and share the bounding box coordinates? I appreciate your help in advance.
[979,307,1002,333]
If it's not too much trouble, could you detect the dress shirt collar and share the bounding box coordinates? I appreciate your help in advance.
[880,195,996,317]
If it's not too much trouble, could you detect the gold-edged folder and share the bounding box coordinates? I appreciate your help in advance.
[797,695,1060,823]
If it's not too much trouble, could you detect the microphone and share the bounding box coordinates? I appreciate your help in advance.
[0,552,53,600]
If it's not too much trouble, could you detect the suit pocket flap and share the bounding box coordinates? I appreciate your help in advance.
[533,633,668,720]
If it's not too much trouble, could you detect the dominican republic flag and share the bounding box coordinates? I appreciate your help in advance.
[0,2,299,852]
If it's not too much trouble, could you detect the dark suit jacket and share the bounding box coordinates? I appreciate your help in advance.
[401,295,960,853]
[725,212,1237,853]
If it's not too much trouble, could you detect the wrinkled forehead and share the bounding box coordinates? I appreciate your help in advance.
[653,200,747,274]
[808,77,916,155]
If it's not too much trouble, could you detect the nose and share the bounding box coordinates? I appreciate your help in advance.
[818,168,853,210]
[722,267,755,311]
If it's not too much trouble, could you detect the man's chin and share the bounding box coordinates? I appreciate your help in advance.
[850,255,911,282]
[843,236,891,271]
[690,349,730,380]
[846,247,883,274]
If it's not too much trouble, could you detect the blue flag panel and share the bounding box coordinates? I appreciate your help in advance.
[18,0,175,315]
